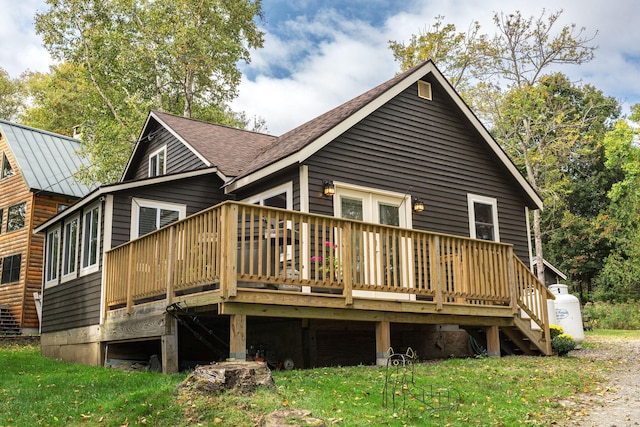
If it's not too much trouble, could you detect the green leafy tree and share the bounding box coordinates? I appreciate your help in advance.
[390,10,606,284]
[0,68,25,121]
[21,63,92,136]
[35,0,264,184]
[593,106,640,301]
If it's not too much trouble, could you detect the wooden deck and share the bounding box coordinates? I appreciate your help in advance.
[103,202,554,370]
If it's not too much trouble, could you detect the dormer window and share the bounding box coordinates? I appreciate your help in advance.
[1,153,14,178]
[148,146,166,177]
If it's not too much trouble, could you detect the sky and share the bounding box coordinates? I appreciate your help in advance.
[2,0,640,135]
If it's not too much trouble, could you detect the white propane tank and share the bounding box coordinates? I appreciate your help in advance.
[549,284,584,349]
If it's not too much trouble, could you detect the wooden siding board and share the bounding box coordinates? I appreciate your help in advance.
[41,272,102,332]
[128,126,207,181]
[306,78,532,264]
[110,174,227,248]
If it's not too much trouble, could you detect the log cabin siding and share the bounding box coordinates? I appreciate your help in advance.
[110,174,228,248]
[1,134,83,329]
[40,271,102,333]
[305,75,532,263]
[128,126,207,181]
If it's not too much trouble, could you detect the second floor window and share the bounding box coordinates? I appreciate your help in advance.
[7,202,26,232]
[1,254,21,284]
[148,146,166,177]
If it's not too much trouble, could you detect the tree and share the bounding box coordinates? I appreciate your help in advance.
[35,0,264,184]
[21,63,92,136]
[0,68,24,121]
[390,10,603,283]
[593,106,640,301]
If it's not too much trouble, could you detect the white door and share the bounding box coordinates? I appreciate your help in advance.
[334,185,413,299]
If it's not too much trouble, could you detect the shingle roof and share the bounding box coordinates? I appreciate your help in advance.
[0,120,94,198]
[235,68,410,179]
[150,111,277,177]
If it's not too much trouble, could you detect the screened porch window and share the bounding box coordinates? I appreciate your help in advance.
[81,204,101,271]
[46,228,60,283]
[63,216,79,277]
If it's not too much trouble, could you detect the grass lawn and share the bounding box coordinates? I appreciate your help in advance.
[1,329,636,426]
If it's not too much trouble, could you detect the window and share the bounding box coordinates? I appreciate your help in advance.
[131,198,185,238]
[148,146,166,177]
[62,216,79,277]
[45,228,60,283]
[6,202,26,232]
[0,208,3,235]
[467,194,500,241]
[1,254,21,284]
[1,153,14,178]
[81,204,101,271]
[244,182,292,208]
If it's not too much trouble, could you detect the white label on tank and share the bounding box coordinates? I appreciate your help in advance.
[556,308,569,320]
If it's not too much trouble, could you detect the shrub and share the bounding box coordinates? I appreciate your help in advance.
[552,333,576,356]
[549,324,564,340]
[582,301,640,330]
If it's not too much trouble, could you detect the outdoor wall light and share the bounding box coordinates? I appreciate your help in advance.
[323,180,336,197]
[413,198,425,213]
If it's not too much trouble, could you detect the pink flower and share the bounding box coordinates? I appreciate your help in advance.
[325,241,332,247]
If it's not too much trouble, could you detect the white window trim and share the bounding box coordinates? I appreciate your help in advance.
[467,193,500,241]
[130,198,187,239]
[44,226,61,288]
[242,181,293,208]
[148,145,167,177]
[61,215,80,283]
[80,202,101,275]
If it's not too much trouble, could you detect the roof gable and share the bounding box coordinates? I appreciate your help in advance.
[226,61,542,210]
[0,120,93,198]
[121,111,276,182]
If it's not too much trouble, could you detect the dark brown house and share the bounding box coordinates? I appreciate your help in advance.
[35,61,553,372]
[0,120,92,334]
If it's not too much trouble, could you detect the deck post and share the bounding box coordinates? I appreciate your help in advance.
[485,325,500,357]
[221,203,239,298]
[506,247,518,314]
[375,321,391,366]
[126,244,135,314]
[162,314,179,373]
[229,314,247,361]
[432,235,443,311]
[342,223,353,306]
[166,227,175,305]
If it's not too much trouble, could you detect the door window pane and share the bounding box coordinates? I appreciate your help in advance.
[341,197,363,220]
[379,203,399,226]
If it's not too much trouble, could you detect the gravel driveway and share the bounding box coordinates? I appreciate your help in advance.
[565,335,640,426]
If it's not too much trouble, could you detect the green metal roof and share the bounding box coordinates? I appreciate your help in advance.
[0,120,94,198]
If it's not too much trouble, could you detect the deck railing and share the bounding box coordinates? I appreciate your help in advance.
[104,202,552,335]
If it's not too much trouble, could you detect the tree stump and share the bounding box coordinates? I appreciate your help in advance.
[177,361,275,395]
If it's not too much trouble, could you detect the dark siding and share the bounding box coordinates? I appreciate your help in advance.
[41,272,101,332]
[233,166,299,206]
[110,173,228,248]
[127,125,207,181]
[306,74,532,263]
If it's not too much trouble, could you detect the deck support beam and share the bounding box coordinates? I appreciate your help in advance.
[485,325,500,357]
[229,314,247,361]
[162,314,179,373]
[375,321,391,366]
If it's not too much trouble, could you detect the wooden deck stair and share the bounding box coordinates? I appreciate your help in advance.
[464,309,550,356]
[0,305,21,336]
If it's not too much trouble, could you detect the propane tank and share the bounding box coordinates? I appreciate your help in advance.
[549,284,584,349]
